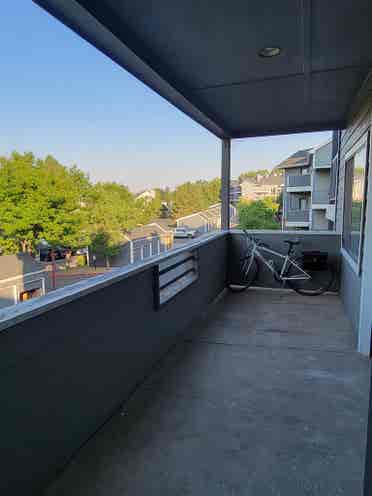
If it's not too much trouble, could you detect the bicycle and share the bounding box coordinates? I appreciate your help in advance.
[228,231,335,296]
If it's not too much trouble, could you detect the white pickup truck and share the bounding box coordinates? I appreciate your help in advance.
[173,227,197,239]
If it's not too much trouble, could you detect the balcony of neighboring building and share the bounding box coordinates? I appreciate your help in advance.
[285,208,311,227]
[286,174,312,192]
[284,192,311,227]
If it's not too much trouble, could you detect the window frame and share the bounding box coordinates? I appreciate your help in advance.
[341,132,370,274]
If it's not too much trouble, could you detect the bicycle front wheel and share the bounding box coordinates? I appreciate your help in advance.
[228,255,258,293]
[286,257,335,296]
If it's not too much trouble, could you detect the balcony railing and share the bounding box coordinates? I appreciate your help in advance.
[286,175,311,187]
[312,189,330,204]
[286,209,310,222]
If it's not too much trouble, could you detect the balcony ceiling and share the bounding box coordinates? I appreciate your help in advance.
[34,0,372,139]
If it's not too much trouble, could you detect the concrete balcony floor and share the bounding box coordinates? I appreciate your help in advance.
[45,289,370,496]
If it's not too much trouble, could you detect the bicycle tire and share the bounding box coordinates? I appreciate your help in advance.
[286,257,335,296]
[228,255,258,293]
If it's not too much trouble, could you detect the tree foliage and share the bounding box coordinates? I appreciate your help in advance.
[171,178,221,218]
[0,152,225,257]
[88,182,140,259]
[0,153,164,256]
[238,198,280,230]
[0,152,91,254]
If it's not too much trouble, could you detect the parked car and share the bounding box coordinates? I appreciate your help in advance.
[39,246,67,262]
[173,227,197,239]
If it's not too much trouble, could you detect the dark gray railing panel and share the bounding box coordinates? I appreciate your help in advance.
[228,230,341,290]
[286,209,310,222]
[0,234,227,495]
[286,175,311,187]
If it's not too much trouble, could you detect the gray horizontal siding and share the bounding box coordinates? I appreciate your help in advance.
[313,141,332,168]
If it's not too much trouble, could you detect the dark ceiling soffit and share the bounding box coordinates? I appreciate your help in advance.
[33,0,229,139]
[33,1,347,141]
[232,121,345,139]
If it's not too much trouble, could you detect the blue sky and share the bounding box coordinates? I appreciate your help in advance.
[0,1,331,191]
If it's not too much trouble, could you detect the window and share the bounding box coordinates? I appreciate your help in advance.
[343,140,368,263]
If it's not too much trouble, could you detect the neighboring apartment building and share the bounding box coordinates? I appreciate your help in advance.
[240,173,283,202]
[278,141,333,230]
[135,188,156,202]
[98,220,174,266]
[176,203,238,232]
[229,180,241,205]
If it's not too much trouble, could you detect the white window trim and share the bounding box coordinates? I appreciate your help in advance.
[341,131,369,274]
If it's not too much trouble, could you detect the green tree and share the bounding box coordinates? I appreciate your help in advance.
[88,182,142,265]
[172,178,221,218]
[0,152,90,254]
[238,198,280,230]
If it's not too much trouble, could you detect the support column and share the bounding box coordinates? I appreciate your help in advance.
[221,138,231,230]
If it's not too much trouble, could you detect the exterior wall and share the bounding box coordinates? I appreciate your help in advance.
[335,89,372,349]
[336,103,372,230]
[340,254,362,334]
[229,230,341,290]
[0,234,228,495]
[358,129,372,354]
[313,141,332,168]
[313,169,331,197]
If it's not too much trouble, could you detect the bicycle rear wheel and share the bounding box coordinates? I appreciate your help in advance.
[286,257,335,296]
[228,255,258,292]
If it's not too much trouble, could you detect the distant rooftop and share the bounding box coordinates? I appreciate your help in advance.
[125,220,173,241]
[275,148,313,170]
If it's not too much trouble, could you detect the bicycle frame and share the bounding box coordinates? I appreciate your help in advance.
[246,240,311,282]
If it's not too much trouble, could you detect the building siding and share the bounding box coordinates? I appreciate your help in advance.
[336,91,372,338]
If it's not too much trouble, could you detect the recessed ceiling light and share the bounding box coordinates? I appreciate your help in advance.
[258,47,281,58]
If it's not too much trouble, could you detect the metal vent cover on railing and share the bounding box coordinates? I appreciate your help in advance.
[153,250,199,308]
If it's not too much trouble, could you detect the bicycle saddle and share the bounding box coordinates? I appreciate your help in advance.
[284,239,300,246]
